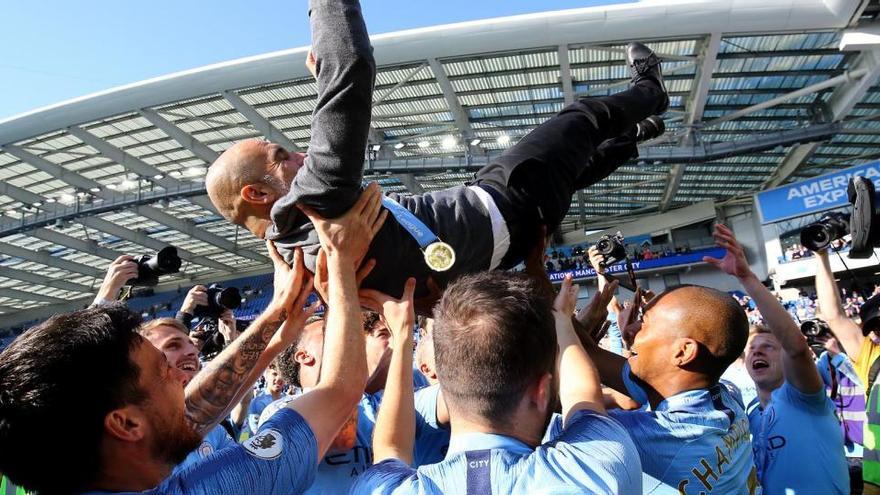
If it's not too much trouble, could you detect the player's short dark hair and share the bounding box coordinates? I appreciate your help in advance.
[0,303,147,493]
[283,315,325,388]
[654,285,749,381]
[433,271,556,426]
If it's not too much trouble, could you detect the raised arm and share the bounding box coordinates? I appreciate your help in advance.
[290,0,377,217]
[361,278,418,464]
[705,224,823,394]
[291,183,387,459]
[555,275,606,421]
[576,280,632,398]
[184,246,316,436]
[815,249,864,360]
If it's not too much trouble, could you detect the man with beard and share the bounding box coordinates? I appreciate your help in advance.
[139,317,239,471]
[353,272,641,494]
[0,183,384,494]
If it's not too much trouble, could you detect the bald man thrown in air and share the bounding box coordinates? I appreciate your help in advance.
[578,285,762,494]
[206,0,668,302]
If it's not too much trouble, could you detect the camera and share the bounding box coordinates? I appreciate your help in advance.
[595,232,627,267]
[801,319,832,356]
[128,246,182,287]
[848,176,880,258]
[193,284,242,320]
[800,213,849,252]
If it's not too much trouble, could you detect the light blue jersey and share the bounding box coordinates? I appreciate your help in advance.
[609,363,760,494]
[172,424,237,475]
[747,382,848,494]
[351,409,641,494]
[257,385,449,494]
[79,408,317,495]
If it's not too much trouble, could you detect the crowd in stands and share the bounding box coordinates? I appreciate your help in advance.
[780,237,851,263]
[0,3,873,494]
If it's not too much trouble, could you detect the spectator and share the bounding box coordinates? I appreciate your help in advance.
[354,272,642,493]
[817,337,867,471]
[815,248,880,493]
[581,278,759,490]
[246,363,289,435]
[707,224,848,493]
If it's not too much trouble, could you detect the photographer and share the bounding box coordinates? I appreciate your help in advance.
[706,224,847,493]
[815,248,880,492]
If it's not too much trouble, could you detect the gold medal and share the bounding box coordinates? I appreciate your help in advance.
[423,241,456,272]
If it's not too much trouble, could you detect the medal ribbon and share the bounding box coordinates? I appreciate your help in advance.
[380,196,442,249]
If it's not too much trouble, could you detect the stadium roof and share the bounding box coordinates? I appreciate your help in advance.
[1,0,880,325]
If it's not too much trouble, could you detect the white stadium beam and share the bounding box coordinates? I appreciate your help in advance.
[132,204,268,264]
[0,287,68,305]
[559,44,586,226]
[659,33,722,213]
[2,143,257,268]
[394,174,425,194]
[139,108,220,164]
[427,58,475,141]
[79,216,232,272]
[30,228,124,261]
[0,265,92,293]
[223,90,301,152]
[0,239,104,278]
[764,49,880,187]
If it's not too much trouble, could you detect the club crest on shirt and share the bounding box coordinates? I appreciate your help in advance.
[244,429,283,460]
[197,441,214,458]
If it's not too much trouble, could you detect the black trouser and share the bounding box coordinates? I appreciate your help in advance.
[474,80,665,268]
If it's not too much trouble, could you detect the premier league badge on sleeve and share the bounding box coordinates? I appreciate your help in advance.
[243,429,284,460]
[424,241,455,272]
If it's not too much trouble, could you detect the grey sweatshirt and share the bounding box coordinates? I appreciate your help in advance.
[266,0,495,298]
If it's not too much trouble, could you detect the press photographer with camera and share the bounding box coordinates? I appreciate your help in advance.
[91,247,183,307]
[177,284,242,359]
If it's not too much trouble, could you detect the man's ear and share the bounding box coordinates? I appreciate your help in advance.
[104,406,147,443]
[295,349,315,367]
[419,362,438,381]
[240,183,276,205]
[672,337,700,367]
[531,372,554,413]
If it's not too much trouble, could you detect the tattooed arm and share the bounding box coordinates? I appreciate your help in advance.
[184,245,317,436]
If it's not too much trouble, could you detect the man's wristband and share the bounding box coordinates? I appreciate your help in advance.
[91,297,117,308]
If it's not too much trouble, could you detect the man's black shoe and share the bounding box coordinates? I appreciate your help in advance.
[635,116,665,142]
[626,42,669,114]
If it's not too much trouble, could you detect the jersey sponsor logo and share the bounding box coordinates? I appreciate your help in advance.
[243,429,283,460]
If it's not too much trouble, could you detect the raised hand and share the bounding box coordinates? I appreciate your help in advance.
[95,255,139,302]
[181,285,208,315]
[359,278,417,342]
[703,223,752,280]
[575,279,620,339]
[554,274,579,317]
[299,182,388,264]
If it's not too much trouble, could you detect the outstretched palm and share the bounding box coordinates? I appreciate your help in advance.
[703,223,752,279]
